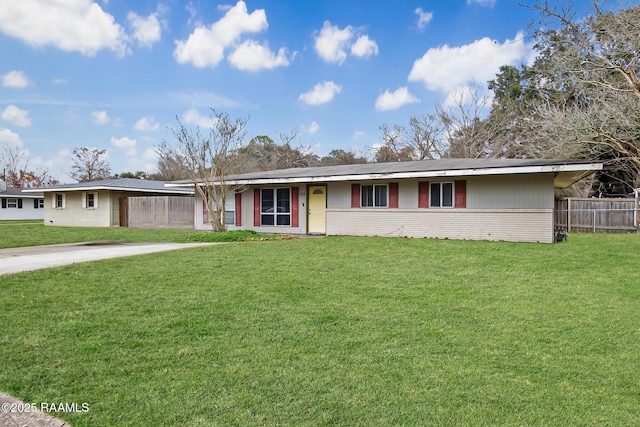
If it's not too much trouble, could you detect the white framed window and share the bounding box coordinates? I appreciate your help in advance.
[261,188,291,226]
[430,182,454,208]
[361,184,388,207]
[33,199,45,209]
[7,198,18,208]
[54,193,65,209]
[82,192,98,209]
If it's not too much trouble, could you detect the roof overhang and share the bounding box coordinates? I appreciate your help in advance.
[166,163,602,189]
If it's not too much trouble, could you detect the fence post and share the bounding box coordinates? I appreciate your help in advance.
[567,198,572,232]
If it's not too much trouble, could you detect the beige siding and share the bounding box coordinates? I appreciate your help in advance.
[44,191,112,227]
[327,182,351,209]
[326,209,554,243]
[467,173,553,209]
[323,173,556,243]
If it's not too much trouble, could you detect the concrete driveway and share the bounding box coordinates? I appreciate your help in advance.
[0,241,216,276]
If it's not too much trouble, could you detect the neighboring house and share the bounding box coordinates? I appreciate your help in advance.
[0,180,45,221]
[170,159,602,243]
[22,178,193,227]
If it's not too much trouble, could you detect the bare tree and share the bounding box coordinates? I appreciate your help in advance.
[275,129,319,169]
[375,123,414,161]
[1,143,29,186]
[406,114,447,160]
[524,0,640,192]
[159,109,248,232]
[1,143,59,187]
[70,147,111,182]
[437,84,499,159]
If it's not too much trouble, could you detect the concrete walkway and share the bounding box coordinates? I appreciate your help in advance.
[0,241,216,276]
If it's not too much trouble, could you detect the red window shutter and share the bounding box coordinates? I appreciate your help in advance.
[235,192,242,226]
[389,183,399,208]
[351,184,360,208]
[418,182,430,208]
[455,180,466,208]
[291,187,299,227]
[254,189,261,227]
[202,199,209,224]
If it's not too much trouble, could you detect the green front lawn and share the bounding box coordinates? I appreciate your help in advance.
[0,222,277,248]
[1,234,639,425]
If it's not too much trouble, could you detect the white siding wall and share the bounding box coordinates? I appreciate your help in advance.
[194,192,238,231]
[44,191,112,227]
[0,197,44,220]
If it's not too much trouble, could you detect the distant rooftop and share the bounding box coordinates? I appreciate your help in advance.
[22,178,194,194]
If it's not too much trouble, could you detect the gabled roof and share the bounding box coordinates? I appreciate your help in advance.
[168,159,602,189]
[22,178,194,194]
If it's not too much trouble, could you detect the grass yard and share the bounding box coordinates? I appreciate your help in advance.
[0,221,277,248]
[1,234,639,425]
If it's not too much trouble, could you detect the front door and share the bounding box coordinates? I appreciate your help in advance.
[308,186,327,234]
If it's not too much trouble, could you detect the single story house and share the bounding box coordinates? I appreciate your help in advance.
[23,178,193,227]
[0,180,45,221]
[170,158,602,243]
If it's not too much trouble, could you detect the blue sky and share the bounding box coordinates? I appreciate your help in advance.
[1,0,541,182]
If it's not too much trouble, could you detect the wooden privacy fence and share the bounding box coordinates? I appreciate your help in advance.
[554,198,638,233]
[127,196,194,230]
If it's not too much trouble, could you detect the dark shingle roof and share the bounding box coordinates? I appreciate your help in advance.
[23,178,193,194]
[0,186,44,198]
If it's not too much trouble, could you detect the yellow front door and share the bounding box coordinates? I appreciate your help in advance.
[308,186,327,234]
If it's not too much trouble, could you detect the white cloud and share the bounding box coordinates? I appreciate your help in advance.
[110,136,136,148]
[299,81,342,106]
[2,71,30,88]
[134,116,160,131]
[126,148,137,156]
[307,121,320,134]
[173,0,268,68]
[314,21,353,64]
[127,9,165,48]
[467,0,496,7]
[228,40,291,72]
[375,87,420,111]
[408,31,529,93]
[415,8,433,29]
[52,77,69,84]
[0,0,129,56]
[92,110,110,125]
[351,35,378,58]
[314,21,378,64]
[182,108,213,128]
[0,127,24,147]
[1,105,32,127]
